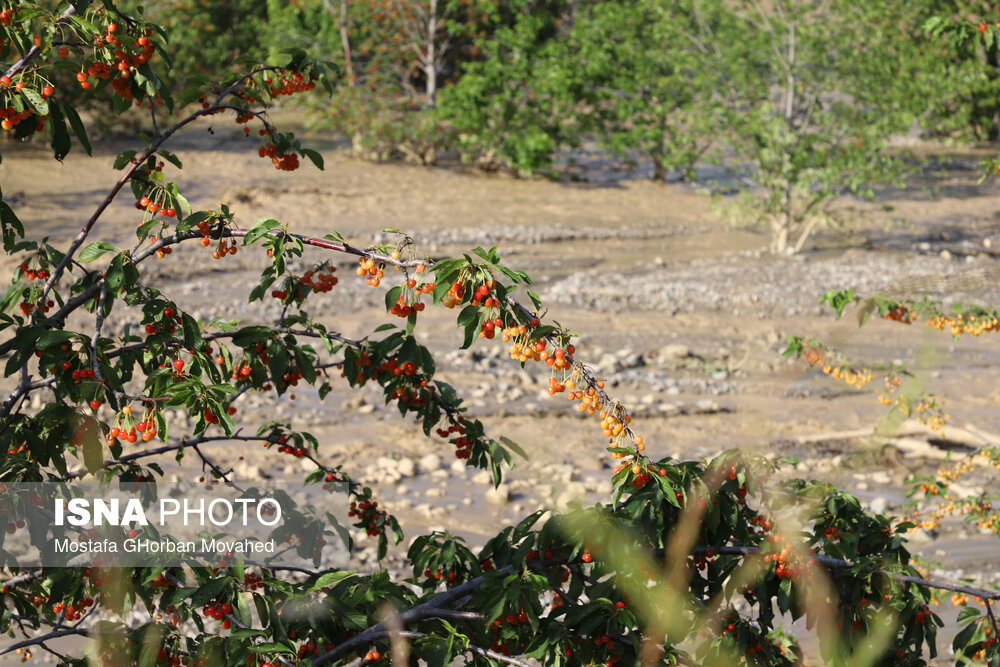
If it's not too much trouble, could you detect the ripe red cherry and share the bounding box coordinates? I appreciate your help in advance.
[42,85,53,97]
[0,76,10,87]
[75,72,87,83]
[57,47,69,58]
[89,399,101,410]
[173,359,185,372]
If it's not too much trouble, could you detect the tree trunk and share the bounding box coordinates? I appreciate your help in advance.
[339,1,355,84]
[651,154,666,182]
[771,213,791,254]
[425,0,438,107]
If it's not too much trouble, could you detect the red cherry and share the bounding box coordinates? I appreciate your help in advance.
[173,359,184,372]
[89,399,101,410]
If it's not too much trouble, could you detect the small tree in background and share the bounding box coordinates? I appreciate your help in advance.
[706,0,924,254]
[567,0,722,182]
[438,0,580,174]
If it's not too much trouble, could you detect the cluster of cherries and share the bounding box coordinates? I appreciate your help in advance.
[800,344,874,390]
[348,498,387,537]
[264,71,318,98]
[201,601,235,629]
[209,238,239,260]
[882,303,918,324]
[107,404,159,445]
[355,257,384,286]
[390,277,434,317]
[761,533,815,582]
[0,73,50,132]
[275,439,309,458]
[440,280,466,308]
[257,142,300,171]
[51,597,93,622]
[271,265,339,302]
[17,262,49,281]
[434,419,473,458]
[346,352,439,413]
[137,194,177,218]
[143,306,182,335]
[73,22,158,96]
[926,311,1000,337]
[299,265,339,293]
[17,294,54,316]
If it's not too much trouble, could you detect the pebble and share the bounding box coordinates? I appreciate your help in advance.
[398,457,416,478]
[418,453,442,473]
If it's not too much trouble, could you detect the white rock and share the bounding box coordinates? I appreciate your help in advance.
[418,453,442,473]
[397,457,416,478]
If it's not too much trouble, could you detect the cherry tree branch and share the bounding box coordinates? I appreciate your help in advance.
[0,629,89,657]
[2,6,77,79]
[29,65,284,326]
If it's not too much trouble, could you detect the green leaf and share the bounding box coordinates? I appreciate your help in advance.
[78,241,116,262]
[114,150,138,170]
[300,148,324,170]
[47,102,72,161]
[232,326,273,347]
[248,642,295,654]
[157,149,183,169]
[77,415,105,474]
[61,102,92,155]
[385,285,403,313]
[243,218,281,245]
[21,88,49,116]
[527,290,543,311]
[500,436,528,460]
[307,570,355,592]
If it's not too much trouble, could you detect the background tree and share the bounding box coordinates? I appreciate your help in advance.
[706,0,924,254]
[567,0,722,182]
[438,0,580,174]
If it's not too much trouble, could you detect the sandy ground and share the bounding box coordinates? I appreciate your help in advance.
[2,117,1000,663]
